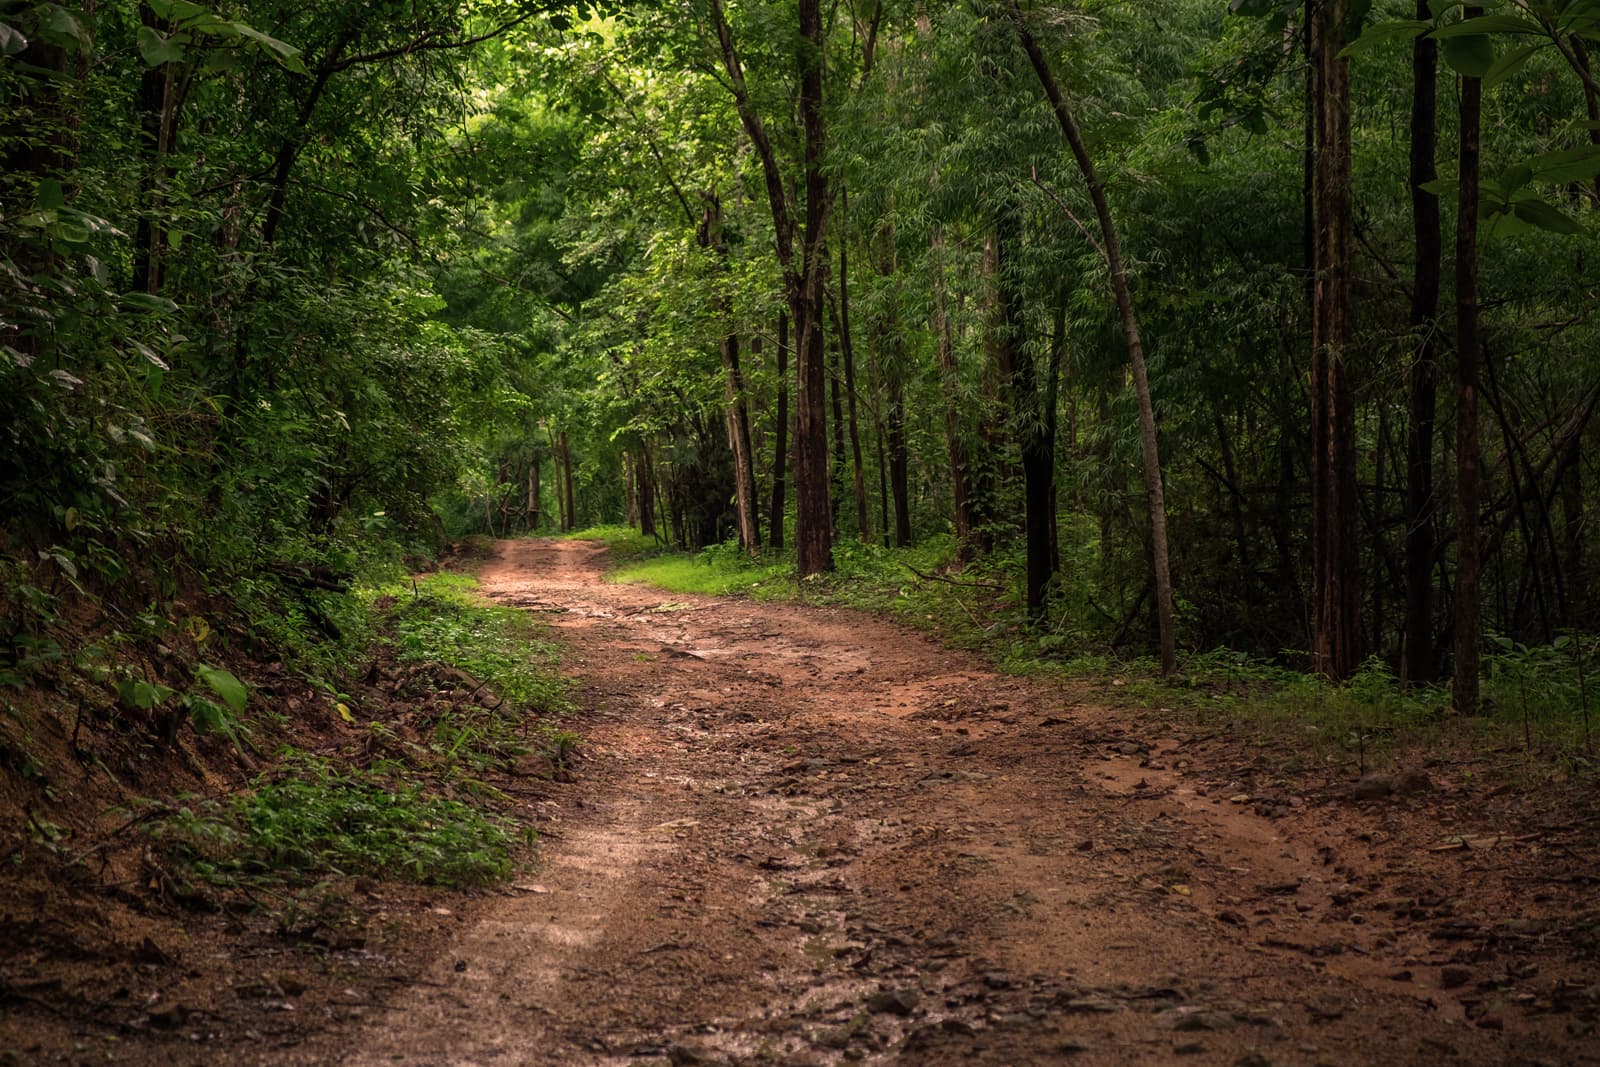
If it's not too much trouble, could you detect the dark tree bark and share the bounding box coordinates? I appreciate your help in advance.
[769,312,789,549]
[1402,0,1442,685]
[888,375,911,548]
[1308,0,1361,680]
[1454,19,1485,713]
[560,431,577,532]
[639,438,659,540]
[830,336,847,532]
[1010,2,1176,671]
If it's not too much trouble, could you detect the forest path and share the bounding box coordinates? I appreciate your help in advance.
[328,538,1565,1066]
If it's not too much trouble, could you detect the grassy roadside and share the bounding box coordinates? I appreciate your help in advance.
[144,571,574,896]
[568,526,1597,779]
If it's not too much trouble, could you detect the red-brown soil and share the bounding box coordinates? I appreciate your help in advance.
[7,537,1600,1065]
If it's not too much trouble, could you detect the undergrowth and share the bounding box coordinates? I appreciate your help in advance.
[144,571,571,892]
[148,754,515,888]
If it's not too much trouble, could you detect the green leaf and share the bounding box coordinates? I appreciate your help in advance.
[1499,161,1533,193]
[1512,198,1582,234]
[1431,13,1542,37]
[148,0,213,24]
[137,26,188,66]
[36,179,63,210]
[1339,18,1428,57]
[1419,176,1456,196]
[118,678,177,710]
[1442,33,1494,76]
[1529,145,1600,184]
[128,339,170,370]
[197,664,248,714]
[0,21,27,55]
[38,4,91,50]
[1483,42,1544,88]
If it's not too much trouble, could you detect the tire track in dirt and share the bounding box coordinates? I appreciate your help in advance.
[323,538,1593,1066]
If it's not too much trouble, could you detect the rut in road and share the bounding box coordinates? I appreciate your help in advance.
[328,539,1544,1066]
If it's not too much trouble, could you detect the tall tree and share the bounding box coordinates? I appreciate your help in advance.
[1308,0,1360,680]
[1403,0,1442,684]
[1009,0,1178,672]
[1453,6,1485,713]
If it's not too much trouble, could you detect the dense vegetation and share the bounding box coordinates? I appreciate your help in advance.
[4,0,1600,760]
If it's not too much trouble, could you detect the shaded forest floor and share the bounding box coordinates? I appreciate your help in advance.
[7,537,1600,1065]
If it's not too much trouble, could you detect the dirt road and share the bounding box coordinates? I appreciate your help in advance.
[321,539,1595,1066]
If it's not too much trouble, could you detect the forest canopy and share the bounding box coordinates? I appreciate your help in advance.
[4,0,1600,709]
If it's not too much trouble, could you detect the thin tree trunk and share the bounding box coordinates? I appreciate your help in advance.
[699,191,761,555]
[560,431,577,532]
[931,227,975,559]
[1454,9,1485,713]
[888,376,911,548]
[839,190,871,543]
[770,312,789,549]
[1010,2,1176,671]
[529,453,542,531]
[876,413,891,548]
[1403,0,1442,685]
[830,340,847,532]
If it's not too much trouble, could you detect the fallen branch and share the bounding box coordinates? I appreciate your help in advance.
[900,563,1002,591]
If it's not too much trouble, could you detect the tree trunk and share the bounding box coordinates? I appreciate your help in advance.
[838,190,871,543]
[770,312,789,549]
[560,431,577,532]
[1309,0,1361,681]
[699,191,761,555]
[888,376,912,548]
[931,227,976,559]
[707,0,830,572]
[793,0,834,573]
[529,453,542,531]
[830,337,847,532]
[1403,0,1442,685]
[1454,22,1484,713]
[1011,2,1177,671]
[639,438,659,539]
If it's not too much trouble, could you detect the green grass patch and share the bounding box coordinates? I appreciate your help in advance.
[384,571,571,714]
[149,754,514,889]
[563,524,664,563]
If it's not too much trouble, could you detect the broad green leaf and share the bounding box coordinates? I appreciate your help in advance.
[1529,144,1600,184]
[1512,198,1582,234]
[229,22,309,74]
[1341,19,1429,56]
[1499,161,1533,193]
[1483,42,1544,88]
[0,21,26,55]
[39,4,91,50]
[137,25,188,66]
[148,0,213,24]
[118,678,176,710]
[197,664,248,714]
[1432,14,1542,36]
[1442,33,1494,76]
[1419,176,1456,195]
